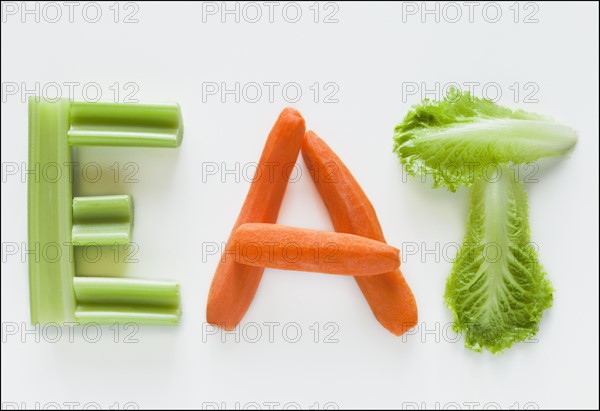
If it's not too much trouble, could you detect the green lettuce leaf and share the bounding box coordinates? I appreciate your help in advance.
[393,88,577,191]
[444,164,553,353]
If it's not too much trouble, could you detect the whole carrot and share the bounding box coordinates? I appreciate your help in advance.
[301,131,418,335]
[206,108,306,330]
[232,223,400,275]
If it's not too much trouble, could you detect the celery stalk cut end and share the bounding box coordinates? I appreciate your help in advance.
[72,195,134,245]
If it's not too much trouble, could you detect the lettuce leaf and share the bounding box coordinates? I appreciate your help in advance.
[444,164,553,353]
[393,88,577,191]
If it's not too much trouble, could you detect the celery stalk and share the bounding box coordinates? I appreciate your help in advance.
[73,277,179,308]
[68,102,183,147]
[28,98,76,324]
[72,195,133,245]
[29,98,184,325]
[75,305,181,325]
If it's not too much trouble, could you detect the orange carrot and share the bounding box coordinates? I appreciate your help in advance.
[232,223,400,275]
[301,131,418,335]
[206,108,306,330]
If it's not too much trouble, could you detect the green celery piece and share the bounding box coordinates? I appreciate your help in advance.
[74,305,181,325]
[444,164,553,353]
[29,98,184,325]
[73,277,179,308]
[72,195,133,245]
[68,102,183,147]
[28,98,76,324]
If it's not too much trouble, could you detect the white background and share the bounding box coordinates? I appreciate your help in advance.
[1,1,598,409]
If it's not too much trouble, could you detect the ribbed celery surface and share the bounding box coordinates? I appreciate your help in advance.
[75,305,181,325]
[27,98,76,324]
[74,277,179,308]
[72,195,133,245]
[68,102,183,147]
[28,98,183,325]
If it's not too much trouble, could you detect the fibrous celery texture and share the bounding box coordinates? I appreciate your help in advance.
[73,277,181,325]
[68,101,183,147]
[28,98,76,323]
[28,97,183,325]
[72,195,133,245]
[74,277,180,308]
[75,305,181,326]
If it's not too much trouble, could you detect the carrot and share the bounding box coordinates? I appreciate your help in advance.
[231,223,400,275]
[301,131,418,335]
[206,108,306,330]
